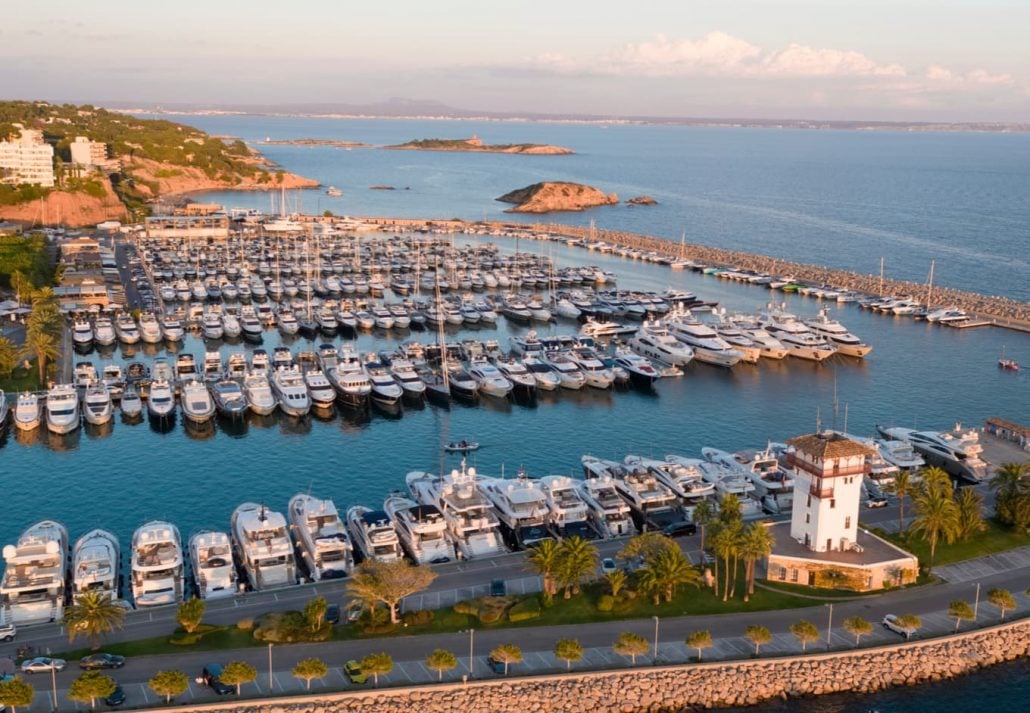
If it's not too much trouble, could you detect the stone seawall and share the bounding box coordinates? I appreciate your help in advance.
[153,619,1028,713]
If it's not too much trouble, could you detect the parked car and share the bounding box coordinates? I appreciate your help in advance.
[325,604,341,625]
[0,622,15,642]
[21,657,66,674]
[80,653,126,670]
[882,614,916,639]
[662,521,698,538]
[600,557,617,575]
[104,684,127,707]
[701,551,717,567]
[490,578,506,597]
[865,494,889,508]
[486,656,507,675]
[201,664,235,695]
[344,660,367,684]
[346,601,364,623]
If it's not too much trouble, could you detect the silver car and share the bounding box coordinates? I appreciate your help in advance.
[20,657,66,674]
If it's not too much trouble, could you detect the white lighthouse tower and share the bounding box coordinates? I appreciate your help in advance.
[785,432,872,553]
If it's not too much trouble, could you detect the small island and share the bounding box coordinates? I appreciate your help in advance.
[627,195,657,206]
[385,135,574,155]
[497,182,618,213]
[262,138,371,149]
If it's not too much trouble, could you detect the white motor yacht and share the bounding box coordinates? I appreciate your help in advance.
[612,350,661,388]
[114,314,140,344]
[567,346,616,388]
[345,506,403,563]
[468,359,513,398]
[139,313,163,344]
[623,455,716,507]
[363,360,403,407]
[702,446,794,514]
[303,369,336,410]
[231,503,298,591]
[874,438,925,471]
[131,521,185,607]
[522,355,561,391]
[93,317,116,346]
[328,350,373,407]
[288,494,354,581]
[240,310,263,338]
[221,312,242,339]
[876,425,988,482]
[72,529,120,603]
[494,358,538,396]
[805,307,872,358]
[45,383,80,434]
[271,367,311,417]
[189,531,237,600]
[201,311,224,340]
[665,311,743,367]
[120,385,143,418]
[733,320,789,359]
[242,372,277,416]
[711,319,761,363]
[100,364,125,400]
[759,307,837,361]
[384,495,455,564]
[543,351,586,390]
[406,465,506,559]
[628,321,695,367]
[685,457,764,518]
[74,361,98,389]
[574,475,635,537]
[1,520,69,624]
[71,318,94,349]
[180,379,216,424]
[389,358,426,398]
[477,473,555,549]
[14,392,42,431]
[583,456,683,531]
[146,379,176,420]
[539,476,598,539]
[82,383,114,426]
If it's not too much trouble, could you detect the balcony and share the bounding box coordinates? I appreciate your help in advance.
[809,483,835,498]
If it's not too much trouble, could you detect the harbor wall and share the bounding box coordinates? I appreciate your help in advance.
[153,617,1029,713]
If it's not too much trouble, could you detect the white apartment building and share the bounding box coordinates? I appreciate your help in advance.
[0,128,55,187]
[69,136,108,167]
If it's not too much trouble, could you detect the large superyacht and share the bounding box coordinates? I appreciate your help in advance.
[131,521,185,607]
[1,520,69,624]
[345,506,403,563]
[288,494,354,580]
[383,495,456,564]
[189,531,238,600]
[539,476,598,539]
[71,529,120,603]
[406,464,506,559]
[231,503,298,591]
[476,472,555,549]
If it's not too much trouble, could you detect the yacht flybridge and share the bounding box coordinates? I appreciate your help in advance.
[665,311,743,367]
[477,473,555,549]
[574,475,635,537]
[345,506,403,563]
[1,520,69,624]
[288,494,354,580]
[406,464,506,559]
[805,308,873,358]
[539,475,597,539]
[72,528,120,603]
[231,503,298,591]
[131,521,184,607]
[46,384,80,434]
[702,446,794,513]
[582,456,683,531]
[623,455,715,510]
[189,531,237,600]
[628,321,695,367]
[384,495,455,564]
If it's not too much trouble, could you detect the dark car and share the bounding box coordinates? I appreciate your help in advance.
[486,656,507,675]
[325,604,341,625]
[201,664,234,695]
[80,653,126,670]
[662,521,698,538]
[490,578,506,597]
[104,684,126,707]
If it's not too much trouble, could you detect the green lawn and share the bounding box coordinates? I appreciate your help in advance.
[875,518,1029,568]
[0,365,42,393]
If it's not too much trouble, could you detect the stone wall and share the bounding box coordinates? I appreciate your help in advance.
[156,618,1029,713]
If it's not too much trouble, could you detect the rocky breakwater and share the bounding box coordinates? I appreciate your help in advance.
[498,182,619,213]
[161,619,1028,713]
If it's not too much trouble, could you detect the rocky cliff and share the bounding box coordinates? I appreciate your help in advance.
[125,158,318,198]
[497,182,618,213]
[387,137,573,154]
[0,179,126,226]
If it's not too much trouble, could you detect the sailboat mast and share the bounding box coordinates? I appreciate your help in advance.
[926,260,935,307]
[878,257,884,295]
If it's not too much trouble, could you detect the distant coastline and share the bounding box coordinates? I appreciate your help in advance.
[385,136,573,154]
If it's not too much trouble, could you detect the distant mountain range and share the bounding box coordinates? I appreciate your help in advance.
[103,97,1029,132]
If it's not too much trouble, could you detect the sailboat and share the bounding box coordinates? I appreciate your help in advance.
[670,230,691,270]
[998,347,1020,371]
[421,259,451,405]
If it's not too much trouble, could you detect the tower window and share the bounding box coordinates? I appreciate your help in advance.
[845,516,851,529]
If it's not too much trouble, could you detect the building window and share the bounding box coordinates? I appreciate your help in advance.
[830,499,836,509]
[791,569,799,583]
[845,516,851,529]
[778,567,787,581]
[827,538,832,551]
[807,494,811,507]
[805,514,810,524]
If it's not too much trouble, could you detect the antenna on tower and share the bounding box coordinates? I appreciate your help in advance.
[815,406,822,433]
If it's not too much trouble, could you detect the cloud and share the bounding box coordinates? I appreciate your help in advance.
[759,43,906,78]
[611,32,761,76]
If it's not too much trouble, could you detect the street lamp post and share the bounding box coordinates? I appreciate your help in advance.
[50,661,58,711]
[469,628,475,680]
[825,603,834,649]
[268,643,274,690]
[973,582,981,620]
[653,616,660,665]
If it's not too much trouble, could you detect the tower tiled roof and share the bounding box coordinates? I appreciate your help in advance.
[787,432,875,460]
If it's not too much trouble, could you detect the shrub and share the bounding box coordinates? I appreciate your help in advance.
[402,610,434,626]
[508,597,542,622]
[596,595,615,612]
[237,618,254,631]
[254,612,331,643]
[453,600,477,616]
[453,596,515,624]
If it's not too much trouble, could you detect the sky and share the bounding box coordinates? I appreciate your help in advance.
[3,0,1028,122]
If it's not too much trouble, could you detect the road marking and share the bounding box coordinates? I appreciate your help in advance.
[139,683,150,703]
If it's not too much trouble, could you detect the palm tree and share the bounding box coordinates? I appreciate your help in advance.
[990,463,1029,533]
[556,536,598,598]
[176,598,205,634]
[890,470,914,535]
[843,616,872,646]
[525,538,562,601]
[20,327,59,384]
[304,595,328,632]
[489,644,523,675]
[911,472,960,572]
[954,487,986,540]
[987,588,1016,621]
[711,520,742,602]
[744,625,771,655]
[63,591,126,649]
[0,336,17,378]
[605,570,627,598]
[686,630,713,661]
[649,548,701,603]
[612,632,649,665]
[948,600,975,632]
[789,620,819,652]
[424,649,457,681]
[692,499,715,555]
[717,493,743,524]
[739,522,774,601]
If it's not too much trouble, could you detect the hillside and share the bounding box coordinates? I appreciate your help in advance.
[386,136,573,154]
[497,182,618,213]
[0,100,316,225]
